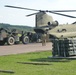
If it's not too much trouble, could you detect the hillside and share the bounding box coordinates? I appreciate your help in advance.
[0,23,34,32]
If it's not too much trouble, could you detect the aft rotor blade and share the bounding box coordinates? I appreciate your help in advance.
[49,11,76,18]
[48,10,76,12]
[5,5,76,18]
[26,12,38,17]
[5,5,39,11]
[5,5,76,12]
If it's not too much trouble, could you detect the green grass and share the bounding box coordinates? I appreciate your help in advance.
[0,51,76,75]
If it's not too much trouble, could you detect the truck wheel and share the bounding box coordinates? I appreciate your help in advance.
[7,37,15,45]
[0,41,5,45]
[22,36,29,44]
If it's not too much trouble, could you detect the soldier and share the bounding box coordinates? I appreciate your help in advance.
[41,33,46,46]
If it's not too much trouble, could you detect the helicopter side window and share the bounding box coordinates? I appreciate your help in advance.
[62,29,66,32]
[57,29,66,32]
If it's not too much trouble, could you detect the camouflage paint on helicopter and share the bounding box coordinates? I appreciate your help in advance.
[49,23,76,39]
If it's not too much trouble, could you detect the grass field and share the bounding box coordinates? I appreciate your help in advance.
[0,51,76,75]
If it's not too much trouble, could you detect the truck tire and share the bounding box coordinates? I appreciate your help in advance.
[22,36,29,44]
[7,36,15,45]
[0,41,5,45]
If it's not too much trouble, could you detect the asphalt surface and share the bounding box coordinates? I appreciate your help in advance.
[0,42,52,56]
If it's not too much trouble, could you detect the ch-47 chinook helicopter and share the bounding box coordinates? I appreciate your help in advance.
[5,5,76,57]
[5,5,76,39]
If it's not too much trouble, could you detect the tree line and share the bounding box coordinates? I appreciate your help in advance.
[0,23,34,32]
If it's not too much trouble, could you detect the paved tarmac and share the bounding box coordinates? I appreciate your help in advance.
[0,42,52,56]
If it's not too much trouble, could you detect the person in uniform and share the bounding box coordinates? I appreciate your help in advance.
[41,33,46,46]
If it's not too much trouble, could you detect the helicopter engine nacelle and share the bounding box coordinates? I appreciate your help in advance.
[52,21,59,26]
[47,21,58,30]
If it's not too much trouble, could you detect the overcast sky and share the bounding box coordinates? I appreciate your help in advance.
[0,0,76,27]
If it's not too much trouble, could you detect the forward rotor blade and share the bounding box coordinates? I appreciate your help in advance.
[49,11,76,18]
[5,5,39,11]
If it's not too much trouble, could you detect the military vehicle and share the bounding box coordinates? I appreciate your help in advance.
[5,5,76,57]
[4,5,76,34]
[4,5,59,42]
[0,28,29,45]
